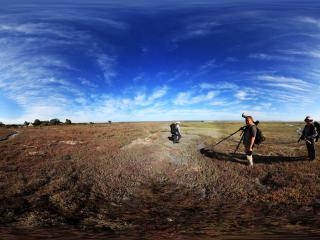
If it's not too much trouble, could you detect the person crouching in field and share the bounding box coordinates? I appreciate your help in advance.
[170,121,182,143]
[299,116,318,160]
[242,115,257,166]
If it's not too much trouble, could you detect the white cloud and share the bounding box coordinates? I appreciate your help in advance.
[265,83,307,92]
[235,90,248,100]
[148,86,168,101]
[280,49,320,59]
[249,53,273,60]
[199,59,217,70]
[79,77,98,88]
[128,86,168,107]
[248,52,297,62]
[132,73,145,83]
[0,25,91,122]
[256,75,312,92]
[209,100,228,106]
[173,19,219,42]
[96,54,117,85]
[184,21,218,38]
[299,17,320,28]
[199,82,238,90]
[174,91,216,105]
[0,22,91,42]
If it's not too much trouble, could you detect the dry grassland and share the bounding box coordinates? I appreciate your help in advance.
[0,121,320,233]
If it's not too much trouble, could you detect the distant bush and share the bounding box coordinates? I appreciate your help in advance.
[24,121,30,126]
[108,120,112,124]
[65,119,72,125]
[42,121,50,126]
[0,122,5,127]
[33,119,41,126]
[50,118,61,125]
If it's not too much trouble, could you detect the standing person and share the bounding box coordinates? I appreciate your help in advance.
[242,115,257,166]
[299,116,317,160]
[170,121,182,143]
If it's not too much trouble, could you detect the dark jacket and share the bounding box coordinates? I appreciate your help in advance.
[300,123,318,142]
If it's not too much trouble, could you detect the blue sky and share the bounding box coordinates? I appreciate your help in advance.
[0,0,319,123]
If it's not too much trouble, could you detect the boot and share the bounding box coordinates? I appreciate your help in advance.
[246,155,253,166]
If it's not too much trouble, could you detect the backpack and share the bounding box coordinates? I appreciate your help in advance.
[254,126,265,145]
[314,121,319,142]
[170,123,177,134]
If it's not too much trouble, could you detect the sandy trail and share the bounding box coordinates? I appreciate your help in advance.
[121,126,221,170]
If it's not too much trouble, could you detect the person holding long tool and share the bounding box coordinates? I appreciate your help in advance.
[242,113,257,166]
[299,116,317,160]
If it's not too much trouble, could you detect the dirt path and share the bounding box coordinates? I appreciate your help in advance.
[121,126,219,172]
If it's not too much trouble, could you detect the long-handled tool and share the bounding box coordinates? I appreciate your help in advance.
[234,131,244,153]
[213,127,244,147]
[213,118,260,152]
[298,138,312,144]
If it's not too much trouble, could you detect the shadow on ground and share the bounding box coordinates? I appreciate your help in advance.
[200,148,308,165]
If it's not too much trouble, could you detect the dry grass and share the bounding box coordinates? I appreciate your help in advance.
[0,121,320,232]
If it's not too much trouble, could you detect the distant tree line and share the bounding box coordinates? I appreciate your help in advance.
[0,119,112,127]
[32,118,72,126]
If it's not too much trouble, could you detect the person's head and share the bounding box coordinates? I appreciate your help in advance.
[304,116,313,125]
[175,121,180,125]
[245,116,254,125]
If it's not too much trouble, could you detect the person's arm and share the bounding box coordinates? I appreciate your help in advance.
[299,126,306,141]
[310,125,318,139]
[249,136,255,150]
[177,125,181,134]
[249,126,257,150]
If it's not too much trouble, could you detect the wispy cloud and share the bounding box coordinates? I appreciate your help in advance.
[279,49,320,59]
[0,23,93,122]
[248,53,296,61]
[96,54,117,85]
[174,91,216,105]
[173,18,219,42]
[298,17,320,28]
[235,90,248,100]
[0,22,91,42]
[184,21,219,38]
[199,59,217,70]
[251,74,318,107]
[256,75,312,92]
[224,57,239,62]
[131,86,168,107]
[199,82,238,90]
[79,77,98,88]
[149,86,168,101]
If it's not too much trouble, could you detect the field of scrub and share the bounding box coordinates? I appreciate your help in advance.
[0,121,320,238]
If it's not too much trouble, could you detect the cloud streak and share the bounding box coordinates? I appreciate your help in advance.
[174,91,216,106]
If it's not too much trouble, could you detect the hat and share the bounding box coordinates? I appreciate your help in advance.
[304,116,313,122]
[175,121,180,124]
